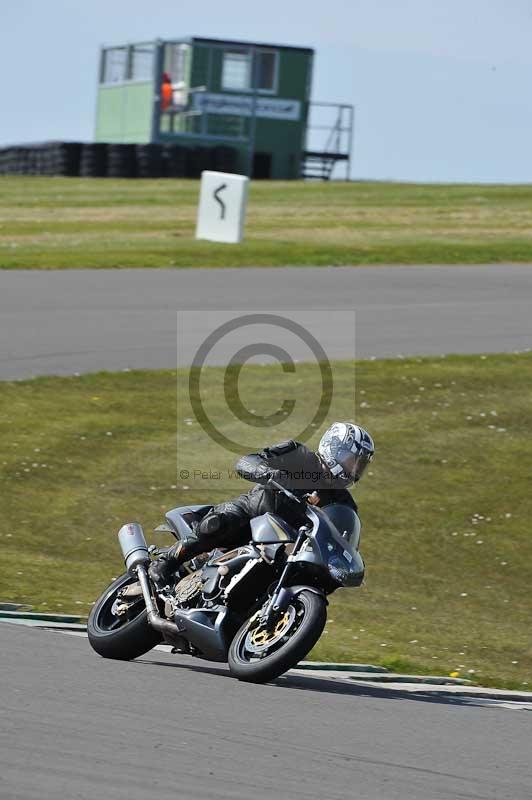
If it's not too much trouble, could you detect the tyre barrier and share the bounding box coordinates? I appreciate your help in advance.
[107,143,137,178]
[79,143,107,178]
[136,144,164,178]
[162,144,188,177]
[212,145,238,174]
[0,142,82,176]
[0,142,239,179]
[52,142,82,176]
[186,146,213,178]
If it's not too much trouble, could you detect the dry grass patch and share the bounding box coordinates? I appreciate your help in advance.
[2,177,532,267]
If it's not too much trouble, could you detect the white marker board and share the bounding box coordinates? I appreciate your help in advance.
[195,171,249,244]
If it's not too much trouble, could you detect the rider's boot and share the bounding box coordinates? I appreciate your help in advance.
[148,512,223,591]
[148,542,187,591]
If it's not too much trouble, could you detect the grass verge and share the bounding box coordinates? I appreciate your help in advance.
[1,177,532,268]
[0,353,531,689]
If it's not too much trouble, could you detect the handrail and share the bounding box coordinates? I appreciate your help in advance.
[303,101,354,180]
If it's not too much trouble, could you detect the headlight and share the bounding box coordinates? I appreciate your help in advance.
[327,556,350,584]
[327,551,364,587]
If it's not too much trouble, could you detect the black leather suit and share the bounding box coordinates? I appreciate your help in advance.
[185,440,358,558]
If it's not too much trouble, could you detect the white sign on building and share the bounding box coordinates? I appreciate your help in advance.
[193,93,301,121]
[195,171,249,244]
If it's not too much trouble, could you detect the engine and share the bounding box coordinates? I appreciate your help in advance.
[173,570,203,607]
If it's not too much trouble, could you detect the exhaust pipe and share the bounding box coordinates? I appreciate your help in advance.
[136,564,183,642]
[118,523,182,642]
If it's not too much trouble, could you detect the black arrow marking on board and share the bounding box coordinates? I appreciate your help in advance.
[214,183,227,220]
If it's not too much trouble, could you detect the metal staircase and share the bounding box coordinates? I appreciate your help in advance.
[301,102,354,181]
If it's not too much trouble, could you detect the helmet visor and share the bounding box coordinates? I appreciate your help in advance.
[336,448,373,483]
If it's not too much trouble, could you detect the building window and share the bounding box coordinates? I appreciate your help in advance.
[101,47,128,84]
[256,50,278,93]
[222,50,251,91]
[221,48,279,93]
[130,44,154,81]
[164,43,190,86]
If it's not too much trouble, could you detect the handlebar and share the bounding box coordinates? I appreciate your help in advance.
[268,479,311,506]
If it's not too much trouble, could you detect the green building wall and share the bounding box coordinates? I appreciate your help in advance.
[189,44,312,179]
[95,83,153,143]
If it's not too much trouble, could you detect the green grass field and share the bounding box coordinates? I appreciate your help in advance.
[1,353,531,689]
[1,177,532,268]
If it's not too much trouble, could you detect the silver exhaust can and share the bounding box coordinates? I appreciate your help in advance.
[118,522,149,573]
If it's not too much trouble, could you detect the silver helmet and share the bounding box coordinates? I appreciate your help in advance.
[318,422,374,485]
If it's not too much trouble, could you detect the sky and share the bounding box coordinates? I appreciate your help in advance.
[1,0,531,182]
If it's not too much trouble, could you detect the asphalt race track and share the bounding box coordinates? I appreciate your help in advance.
[2,263,532,799]
[1,624,532,800]
[1,264,531,379]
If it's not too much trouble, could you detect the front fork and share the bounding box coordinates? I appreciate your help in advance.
[259,529,308,628]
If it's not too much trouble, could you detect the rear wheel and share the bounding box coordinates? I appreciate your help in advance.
[228,590,326,683]
[87,572,161,661]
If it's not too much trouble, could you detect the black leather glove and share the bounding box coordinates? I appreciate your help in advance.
[266,469,285,485]
[236,455,285,485]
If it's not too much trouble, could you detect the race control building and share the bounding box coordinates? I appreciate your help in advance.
[94,36,353,180]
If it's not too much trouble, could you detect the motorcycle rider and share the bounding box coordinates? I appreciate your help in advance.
[149,421,375,589]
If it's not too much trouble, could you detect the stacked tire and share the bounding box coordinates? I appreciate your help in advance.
[48,142,82,176]
[0,142,239,178]
[33,144,52,175]
[136,144,164,178]
[39,143,56,175]
[212,146,237,174]
[5,147,28,175]
[162,144,188,178]
[0,148,9,174]
[79,143,107,177]
[15,147,29,175]
[186,146,213,178]
[107,144,137,178]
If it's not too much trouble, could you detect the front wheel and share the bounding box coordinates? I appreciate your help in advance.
[88,572,161,661]
[228,590,327,683]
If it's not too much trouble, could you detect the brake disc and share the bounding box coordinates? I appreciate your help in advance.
[244,606,297,654]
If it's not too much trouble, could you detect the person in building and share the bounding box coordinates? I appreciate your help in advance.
[160,72,173,111]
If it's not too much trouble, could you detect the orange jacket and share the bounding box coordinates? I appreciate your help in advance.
[161,74,172,111]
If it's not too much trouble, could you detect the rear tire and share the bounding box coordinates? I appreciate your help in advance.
[228,590,327,684]
[88,572,161,661]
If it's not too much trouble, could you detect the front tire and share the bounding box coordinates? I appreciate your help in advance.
[88,572,161,661]
[228,590,327,683]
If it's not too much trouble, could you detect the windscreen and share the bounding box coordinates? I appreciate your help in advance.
[322,504,361,550]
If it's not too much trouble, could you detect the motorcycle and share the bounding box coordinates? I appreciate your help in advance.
[88,481,365,683]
